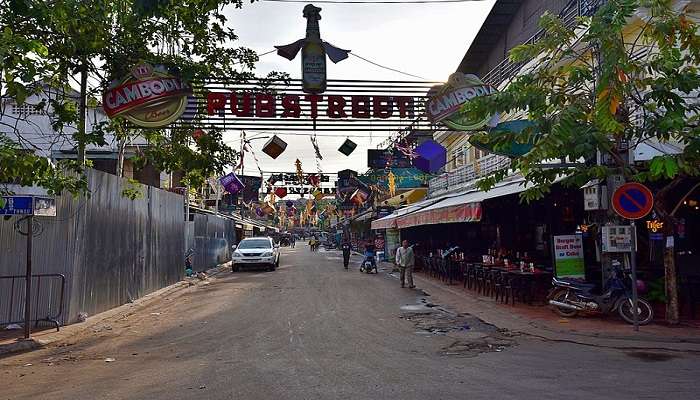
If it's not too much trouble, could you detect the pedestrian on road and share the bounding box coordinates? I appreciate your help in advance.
[395,240,415,288]
[341,240,351,269]
[290,235,295,248]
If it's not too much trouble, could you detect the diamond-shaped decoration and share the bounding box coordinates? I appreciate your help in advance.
[338,138,357,156]
[412,140,446,174]
[274,187,288,198]
[219,172,245,195]
[262,135,288,159]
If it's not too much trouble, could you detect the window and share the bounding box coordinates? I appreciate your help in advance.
[11,103,43,116]
[238,239,272,249]
[451,146,465,169]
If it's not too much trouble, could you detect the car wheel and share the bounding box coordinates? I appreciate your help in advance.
[267,264,275,272]
[231,264,239,273]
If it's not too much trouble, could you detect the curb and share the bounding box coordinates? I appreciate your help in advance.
[378,262,700,352]
[0,262,231,358]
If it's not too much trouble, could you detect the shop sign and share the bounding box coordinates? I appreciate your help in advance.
[103,63,191,128]
[267,186,335,196]
[553,234,585,278]
[426,73,497,131]
[207,92,415,120]
[367,149,413,169]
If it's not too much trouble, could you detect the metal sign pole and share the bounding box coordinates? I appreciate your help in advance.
[629,219,639,332]
[24,215,33,339]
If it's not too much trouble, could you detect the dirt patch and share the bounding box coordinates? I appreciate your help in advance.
[400,298,517,357]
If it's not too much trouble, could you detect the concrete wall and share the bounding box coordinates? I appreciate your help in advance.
[477,0,571,77]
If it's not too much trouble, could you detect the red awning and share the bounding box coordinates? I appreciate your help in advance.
[396,202,481,228]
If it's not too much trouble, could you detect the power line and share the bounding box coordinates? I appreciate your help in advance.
[257,47,430,80]
[349,53,428,80]
[262,0,484,4]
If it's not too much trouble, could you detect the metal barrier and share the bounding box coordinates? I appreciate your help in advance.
[0,274,65,332]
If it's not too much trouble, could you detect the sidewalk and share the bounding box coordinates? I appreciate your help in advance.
[0,262,231,357]
[381,261,700,352]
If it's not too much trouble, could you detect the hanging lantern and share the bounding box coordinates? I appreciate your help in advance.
[308,174,320,187]
[295,159,304,181]
[350,188,369,206]
[220,172,245,195]
[262,135,288,159]
[412,139,447,174]
[274,187,288,198]
[255,207,265,217]
[338,138,357,156]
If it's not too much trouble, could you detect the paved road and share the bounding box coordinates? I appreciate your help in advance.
[2,245,699,399]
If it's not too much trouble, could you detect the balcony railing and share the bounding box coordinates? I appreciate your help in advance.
[482,0,606,88]
[428,154,511,197]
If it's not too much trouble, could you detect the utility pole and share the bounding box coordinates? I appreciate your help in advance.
[24,215,33,339]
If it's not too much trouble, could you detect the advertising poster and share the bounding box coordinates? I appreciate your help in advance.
[553,234,585,278]
[385,229,400,263]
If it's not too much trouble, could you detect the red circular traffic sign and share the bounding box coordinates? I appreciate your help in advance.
[612,182,654,220]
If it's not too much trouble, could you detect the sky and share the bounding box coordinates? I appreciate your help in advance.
[221,0,496,180]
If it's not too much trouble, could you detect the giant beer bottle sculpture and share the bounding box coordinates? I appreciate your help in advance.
[301,5,326,94]
[274,4,350,95]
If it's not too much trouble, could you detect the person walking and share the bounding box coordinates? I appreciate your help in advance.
[395,240,415,288]
[341,239,351,269]
[290,234,295,248]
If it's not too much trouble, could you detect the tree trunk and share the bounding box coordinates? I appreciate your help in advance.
[116,137,126,178]
[664,242,680,324]
[77,60,88,165]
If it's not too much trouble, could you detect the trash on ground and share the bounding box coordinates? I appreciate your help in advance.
[104,358,116,362]
[150,312,162,316]
[4,323,22,330]
[78,312,89,322]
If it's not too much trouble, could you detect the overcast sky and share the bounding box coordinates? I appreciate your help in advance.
[222,1,495,179]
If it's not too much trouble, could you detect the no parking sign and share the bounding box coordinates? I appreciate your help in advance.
[611,183,654,220]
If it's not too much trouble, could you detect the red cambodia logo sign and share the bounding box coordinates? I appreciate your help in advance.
[103,63,191,128]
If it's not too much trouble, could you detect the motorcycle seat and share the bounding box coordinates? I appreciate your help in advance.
[553,277,596,289]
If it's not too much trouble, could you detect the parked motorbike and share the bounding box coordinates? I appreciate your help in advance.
[359,252,378,274]
[548,265,653,325]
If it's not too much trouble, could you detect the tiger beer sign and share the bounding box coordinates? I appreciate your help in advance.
[103,63,191,128]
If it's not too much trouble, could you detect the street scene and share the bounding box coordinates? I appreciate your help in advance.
[1,0,700,398]
[2,246,699,400]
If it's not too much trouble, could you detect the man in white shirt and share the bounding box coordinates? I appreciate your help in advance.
[395,240,415,288]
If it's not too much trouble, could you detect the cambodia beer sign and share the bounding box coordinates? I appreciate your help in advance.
[426,73,497,131]
[103,63,191,128]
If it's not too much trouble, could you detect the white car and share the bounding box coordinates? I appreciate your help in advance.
[231,237,280,272]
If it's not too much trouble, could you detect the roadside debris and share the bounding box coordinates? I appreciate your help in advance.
[5,323,22,330]
[78,312,89,322]
[104,357,115,362]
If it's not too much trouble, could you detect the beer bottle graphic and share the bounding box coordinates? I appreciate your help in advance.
[301,5,326,94]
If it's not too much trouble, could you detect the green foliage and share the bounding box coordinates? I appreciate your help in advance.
[460,0,700,207]
[121,178,144,200]
[1,0,270,197]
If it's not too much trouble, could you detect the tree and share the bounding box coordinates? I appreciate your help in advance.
[1,0,275,195]
[461,0,700,323]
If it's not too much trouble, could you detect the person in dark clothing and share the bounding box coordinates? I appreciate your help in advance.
[341,240,351,269]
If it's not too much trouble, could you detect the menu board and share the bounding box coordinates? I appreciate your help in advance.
[553,234,585,278]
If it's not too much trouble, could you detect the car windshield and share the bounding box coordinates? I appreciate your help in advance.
[238,239,271,249]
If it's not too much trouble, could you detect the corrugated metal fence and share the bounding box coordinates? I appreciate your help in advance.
[0,169,185,325]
